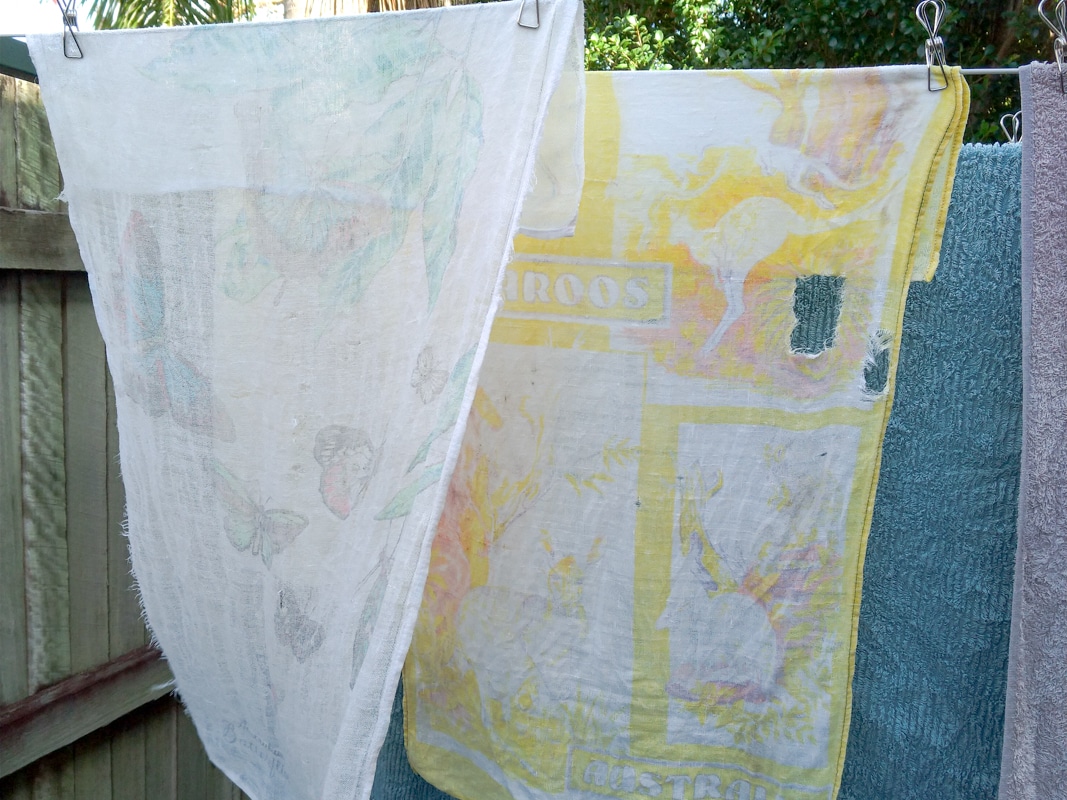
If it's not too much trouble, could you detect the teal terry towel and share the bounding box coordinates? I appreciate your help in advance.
[371,681,453,800]
[840,144,1022,799]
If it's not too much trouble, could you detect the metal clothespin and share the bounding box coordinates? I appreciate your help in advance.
[59,0,83,59]
[917,0,949,91]
[1000,111,1022,143]
[517,0,540,29]
[1038,0,1067,93]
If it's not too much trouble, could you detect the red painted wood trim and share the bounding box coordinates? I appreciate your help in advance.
[0,644,174,777]
[0,644,161,728]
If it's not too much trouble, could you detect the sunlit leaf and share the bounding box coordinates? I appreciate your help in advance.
[88,0,254,29]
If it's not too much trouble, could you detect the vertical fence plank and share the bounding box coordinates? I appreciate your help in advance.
[110,715,146,800]
[213,760,237,800]
[144,697,178,800]
[19,272,70,694]
[72,728,112,800]
[0,766,33,799]
[106,370,144,657]
[0,76,17,208]
[20,273,76,800]
[27,745,75,800]
[175,710,211,800]
[0,78,24,707]
[13,79,62,213]
[63,276,110,675]
[0,271,27,705]
[232,779,251,799]
[63,275,113,799]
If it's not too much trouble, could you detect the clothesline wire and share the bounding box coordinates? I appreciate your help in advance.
[48,0,1065,98]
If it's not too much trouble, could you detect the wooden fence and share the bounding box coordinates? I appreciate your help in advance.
[0,74,249,800]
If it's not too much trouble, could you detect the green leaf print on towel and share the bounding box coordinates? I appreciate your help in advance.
[328,68,483,310]
[169,17,484,313]
[376,464,444,521]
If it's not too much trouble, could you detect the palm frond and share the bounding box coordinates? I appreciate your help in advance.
[88,0,255,29]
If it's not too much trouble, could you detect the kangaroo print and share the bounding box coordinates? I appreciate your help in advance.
[406,69,969,800]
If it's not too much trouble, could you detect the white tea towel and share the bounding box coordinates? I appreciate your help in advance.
[28,4,583,799]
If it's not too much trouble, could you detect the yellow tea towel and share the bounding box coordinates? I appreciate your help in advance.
[406,68,968,800]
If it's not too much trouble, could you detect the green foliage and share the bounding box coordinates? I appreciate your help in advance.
[586,12,675,69]
[584,0,1051,141]
[584,0,728,70]
[87,0,254,29]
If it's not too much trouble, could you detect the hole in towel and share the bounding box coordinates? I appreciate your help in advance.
[863,330,892,396]
[790,275,844,355]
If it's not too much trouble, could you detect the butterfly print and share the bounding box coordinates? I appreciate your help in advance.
[211,460,309,568]
[313,425,380,520]
[120,212,235,441]
[275,585,325,663]
[406,346,476,472]
[411,346,449,404]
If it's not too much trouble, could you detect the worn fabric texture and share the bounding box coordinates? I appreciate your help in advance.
[405,68,968,800]
[839,144,1022,800]
[28,6,583,799]
[999,64,1067,800]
